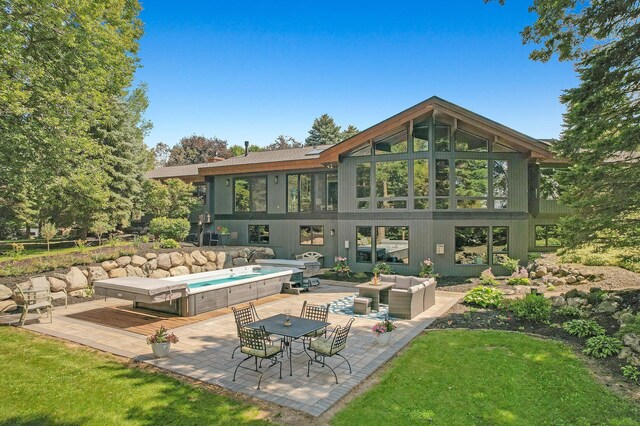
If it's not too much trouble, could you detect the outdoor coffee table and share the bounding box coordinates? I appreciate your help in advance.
[355,282,395,311]
[247,313,330,376]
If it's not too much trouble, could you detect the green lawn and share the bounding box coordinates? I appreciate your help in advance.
[0,327,270,425]
[333,330,640,425]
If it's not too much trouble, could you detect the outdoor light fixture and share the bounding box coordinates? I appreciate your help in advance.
[274,175,278,184]
[330,229,335,236]
[226,178,230,186]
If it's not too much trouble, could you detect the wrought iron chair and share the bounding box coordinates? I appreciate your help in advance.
[300,300,329,343]
[233,325,283,390]
[231,302,261,359]
[306,318,355,384]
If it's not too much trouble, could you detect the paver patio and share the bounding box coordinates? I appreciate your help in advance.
[8,282,462,417]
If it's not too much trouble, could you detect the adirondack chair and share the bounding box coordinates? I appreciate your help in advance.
[15,276,53,326]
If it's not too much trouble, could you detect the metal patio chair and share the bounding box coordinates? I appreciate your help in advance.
[231,302,261,359]
[307,318,355,384]
[300,300,329,343]
[233,325,283,390]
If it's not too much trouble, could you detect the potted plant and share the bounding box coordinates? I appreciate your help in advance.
[216,225,230,235]
[372,318,397,346]
[146,326,179,358]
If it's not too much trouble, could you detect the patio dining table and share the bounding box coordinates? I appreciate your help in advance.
[247,313,330,376]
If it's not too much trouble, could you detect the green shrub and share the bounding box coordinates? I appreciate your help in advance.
[499,257,520,274]
[354,272,367,279]
[463,286,504,309]
[507,293,552,323]
[555,305,584,318]
[621,365,640,383]
[159,238,181,249]
[562,319,605,337]
[149,217,191,241]
[507,277,530,286]
[528,252,542,261]
[583,335,622,358]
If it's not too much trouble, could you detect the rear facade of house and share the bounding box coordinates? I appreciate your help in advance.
[147,97,568,277]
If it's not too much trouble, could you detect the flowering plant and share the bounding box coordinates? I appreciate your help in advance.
[332,256,351,275]
[146,326,179,345]
[418,258,438,278]
[372,262,392,277]
[216,225,229,234]
[479,268,499,286]
[372,318,397,335]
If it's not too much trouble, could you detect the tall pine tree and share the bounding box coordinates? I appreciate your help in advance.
[305,114,342,146]
[506,0,640,248]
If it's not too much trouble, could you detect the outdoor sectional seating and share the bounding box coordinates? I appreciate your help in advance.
[379,274,436,319]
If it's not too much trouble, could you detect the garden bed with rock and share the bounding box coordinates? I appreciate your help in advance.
[0,246,275,314]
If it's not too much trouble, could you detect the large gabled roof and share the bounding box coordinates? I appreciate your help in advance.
[146,96,559,181]
[318,96,555,163]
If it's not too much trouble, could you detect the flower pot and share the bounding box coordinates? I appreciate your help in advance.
[375,332,392,346]
[150,342,171,358]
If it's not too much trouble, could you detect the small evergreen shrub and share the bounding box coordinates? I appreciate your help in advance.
[159,238,181,249]
[463,286,504,308]
[507,293,552,323]
[149,217,191,241]
[562,319,605,337]
[507,277,531,286]
[583,335,622,358]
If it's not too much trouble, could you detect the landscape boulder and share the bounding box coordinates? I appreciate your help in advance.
[87,266,109,283]
[47,277,67,293]
[0,299,17,313]
[101,260,119,272]
[149,269,171,279]
[145,252,158,260]
[125,265,144,277]
[116,256,132,268]
[182,252,193,268]
[169,252,185,267]
[66,267,88,291]
[232,257,249,266]
[191,250,208,266]
[0,284,12,301]
[130,255,147,267]
[204,251,217,263]
[623,334,640,354]
[550,296,566,308]
[142,259,157,275]
[203,262,216,272]
[169,266,190,276]
[157,253,172,270]
[108,268,127,278]
[596,300,619,313]
[566,297,587,308]
[565,275,577,284]
[216,252,227,268]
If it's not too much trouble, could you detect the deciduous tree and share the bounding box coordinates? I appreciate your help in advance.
[167,135,231,165]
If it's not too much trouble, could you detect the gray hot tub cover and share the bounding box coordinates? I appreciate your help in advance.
[93,277,189,303]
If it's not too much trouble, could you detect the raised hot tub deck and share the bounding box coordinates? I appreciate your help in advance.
[94,265,300,317]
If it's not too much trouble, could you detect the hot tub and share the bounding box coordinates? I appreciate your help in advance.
[94,265,301,317]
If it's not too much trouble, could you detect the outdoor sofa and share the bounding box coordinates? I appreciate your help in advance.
[379,274,436,319]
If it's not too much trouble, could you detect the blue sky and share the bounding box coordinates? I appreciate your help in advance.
[135,1,577,149]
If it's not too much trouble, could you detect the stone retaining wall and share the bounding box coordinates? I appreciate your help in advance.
[0,247,275,312]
